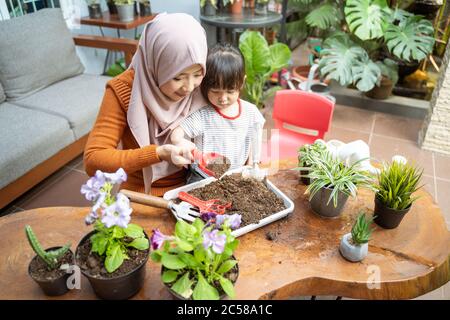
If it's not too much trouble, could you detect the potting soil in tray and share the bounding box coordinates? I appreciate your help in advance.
[76,238,149,278]
[187,173,286,226]
[205,156,231,177]
[29,250,73,281]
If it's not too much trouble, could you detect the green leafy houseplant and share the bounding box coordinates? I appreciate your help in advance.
[200,0,217,8]
[297,140,328,168]
[114,0,134,5]
[239,30,292,108]
[150,214,242,300]
[317,0,435,92]
[374,160,423,210]
[351,212,374,245]
[340,211,373,262]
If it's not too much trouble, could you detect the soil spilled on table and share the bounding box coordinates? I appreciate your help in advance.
[205,156,231,177]
[187,173,286,227]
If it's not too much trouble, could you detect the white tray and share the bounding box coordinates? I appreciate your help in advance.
[163,166,295,237]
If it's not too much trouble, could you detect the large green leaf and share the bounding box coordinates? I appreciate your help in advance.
[124,224,144,239]
[344,0,390,40]
[352,57,381,92]
[105,243,125,273]
[161,253,187,270]
[384,16,435,62]
[239,31,271,85]
[192,272,219,300]
[306,3,341,30]
[269,43,291,74]
[376,58,399,85]
[171,272,194,299]
[319,39,367,86]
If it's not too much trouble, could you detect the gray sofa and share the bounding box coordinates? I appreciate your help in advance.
[0,9,138,209]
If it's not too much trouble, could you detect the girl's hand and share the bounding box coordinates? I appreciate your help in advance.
[174,138,197,153]
[156,144,194,167]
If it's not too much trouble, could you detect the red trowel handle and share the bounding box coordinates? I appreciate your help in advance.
[191,150,224,177]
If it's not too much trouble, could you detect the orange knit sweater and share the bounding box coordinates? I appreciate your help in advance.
[84,69,187,196]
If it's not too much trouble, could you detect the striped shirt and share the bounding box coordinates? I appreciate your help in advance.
[180,99,265,170]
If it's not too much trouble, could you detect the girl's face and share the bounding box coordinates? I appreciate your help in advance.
[160,64,204,102]
[207,88,240,109]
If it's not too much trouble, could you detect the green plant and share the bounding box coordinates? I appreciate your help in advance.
[317,0,435,92]
[306,152,376,207]
[200,0,217,8]
[239,30,291,108]
[297,140,328,168]
[351,212,373,245]
[114,0,134,5]
[25,225,71,270]
[374,160,423,210]
[150,214,241,300]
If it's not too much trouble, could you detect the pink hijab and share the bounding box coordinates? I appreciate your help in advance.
[127,13,208,193]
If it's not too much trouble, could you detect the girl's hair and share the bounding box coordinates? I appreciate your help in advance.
[200,43,245,99]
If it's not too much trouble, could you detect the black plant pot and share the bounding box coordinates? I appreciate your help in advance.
[373,197,411,229]
[88,4,103,19]
[310,186,349,218]
[162,259,239,300]
[107,1,118,14]
[75,231,149,300]
[139,1,152,16]
[299,169,311,185]
[28,247,74,296]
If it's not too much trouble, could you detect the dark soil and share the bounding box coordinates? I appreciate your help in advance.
[76,236,149,279]
[206,156,231,177]
[187,173,286,227]
[29,250,73,281]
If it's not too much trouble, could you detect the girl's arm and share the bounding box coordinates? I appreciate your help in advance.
[170,126,196,151]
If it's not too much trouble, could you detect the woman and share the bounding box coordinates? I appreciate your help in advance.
[84,13,208,196]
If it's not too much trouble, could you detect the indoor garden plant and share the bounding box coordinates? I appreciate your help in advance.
[373,159,423,229]
[339,212,374,262]
[255,0,269,15]
[315,0,435,98]
[305,151,376,218]
[114,0,135,22]
[200,0,218,16]
[137,0,152,16]
[75,168,150,300]
[296,140,328,185]
[85,0,102,19]
[150,213,241,300]
[239,30,292,109]
[25,225,73,296]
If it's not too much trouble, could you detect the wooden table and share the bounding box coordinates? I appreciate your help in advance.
[0,159,448,299]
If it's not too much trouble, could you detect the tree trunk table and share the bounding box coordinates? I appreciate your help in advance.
[0,159,448,299]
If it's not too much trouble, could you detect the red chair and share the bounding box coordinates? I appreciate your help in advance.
[261,90,334,162]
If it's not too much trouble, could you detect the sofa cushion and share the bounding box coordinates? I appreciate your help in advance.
[0,8,84,100]
[0,103,75,189]
[13,74,111,139]
[0,82,5,103]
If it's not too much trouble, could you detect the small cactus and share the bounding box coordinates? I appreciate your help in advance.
[25,225,71,270]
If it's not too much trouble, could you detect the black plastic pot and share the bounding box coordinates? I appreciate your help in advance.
[75,231,149,300]
[163,260,239,300]
[310,186,349,218]
[299,169,311,185]
[107,1,118,14]
[88,4,103,19]
[139,1,152,16]
[28,247,74,296]
[373,197,411,229]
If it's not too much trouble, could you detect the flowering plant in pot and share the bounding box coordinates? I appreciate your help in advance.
[305,151,376,218]
[25,225,73,296]
[339,212,374,262]
[75,168,150,300]
[373,159,423,229]
[150,213,242,300]
[296,140,328,185]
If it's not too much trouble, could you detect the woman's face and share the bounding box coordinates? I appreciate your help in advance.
[160,64,204,102]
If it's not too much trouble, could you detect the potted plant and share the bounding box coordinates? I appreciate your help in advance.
[230,0,243,14]
[373,160,423,229]
[150,213,242,300]
[306,152,375,218]
[85,0,103,19]
[107,0,118,14]
[296,140,328,185]
[25,225,73,296]
[239,30,291,109]
[339,212,374,262]
[137,0,152,16]
[255,0,269,15]
[365,59,399,100]
[200,0,218,16]
[75,168,150,300]
[245,0,255,9]
[317,1,435,98]
[114,0,135,22]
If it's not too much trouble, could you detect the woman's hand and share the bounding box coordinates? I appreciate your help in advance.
[156,144,194,167]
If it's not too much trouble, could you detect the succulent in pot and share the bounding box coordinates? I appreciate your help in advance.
[75,168,150,300]
[150,213,242,300]
[340,212,374,262]
[25,225,73,296]
[305,151,376,218]
[373,158,423,229]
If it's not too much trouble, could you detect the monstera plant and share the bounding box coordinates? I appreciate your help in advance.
[317,0,434,93]
[239,30,291,108]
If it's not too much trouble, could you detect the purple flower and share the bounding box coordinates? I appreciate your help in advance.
[84,210,98,225]
[80,171,106,201]
[200,212,217,222]
[202,229,226,254]
[215,214,242,230]
[100,193,132,228]
[104,168,127,184]
[150,229,168,250]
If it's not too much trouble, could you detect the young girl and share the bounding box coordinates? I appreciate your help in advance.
[170,43,265,182]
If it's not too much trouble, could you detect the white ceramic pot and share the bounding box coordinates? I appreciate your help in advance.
[117,3,135,22]
[339,233,368,262]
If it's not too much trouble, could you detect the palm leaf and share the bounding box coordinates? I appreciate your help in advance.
[306,3,341,30]
[352,56,381,92]
[344,0,390,40]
